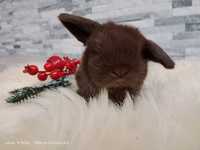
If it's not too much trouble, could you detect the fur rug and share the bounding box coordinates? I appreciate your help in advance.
[0,59,200,150]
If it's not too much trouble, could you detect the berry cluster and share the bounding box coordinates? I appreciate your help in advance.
[23,55,80,81]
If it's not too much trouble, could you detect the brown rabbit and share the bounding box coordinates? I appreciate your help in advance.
[58,13,175,105]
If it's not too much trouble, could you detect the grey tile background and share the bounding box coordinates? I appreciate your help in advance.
[0,0,200,59]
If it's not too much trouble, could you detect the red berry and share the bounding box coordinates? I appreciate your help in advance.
[23,65,39,75]
[65,61,76,70]
[47,55,62,62]
[57,60,65,69]
[37,71,48,81]
[50,70,62,80]
[47,55,65,69]
[44,62,55,72]
[71,59,80,65]
[58,71,66,78]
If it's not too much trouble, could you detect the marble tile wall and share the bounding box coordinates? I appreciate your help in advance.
[0,0,199,58]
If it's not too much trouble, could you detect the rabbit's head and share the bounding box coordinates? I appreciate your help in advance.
[59,14,175,88]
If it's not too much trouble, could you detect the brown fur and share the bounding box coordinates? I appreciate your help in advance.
[58,13,175,105]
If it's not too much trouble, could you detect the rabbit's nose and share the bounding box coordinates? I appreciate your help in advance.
[112,68,129,78]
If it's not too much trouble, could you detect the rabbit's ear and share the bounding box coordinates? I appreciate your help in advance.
[143,39,175,69]
[58,13,101,44]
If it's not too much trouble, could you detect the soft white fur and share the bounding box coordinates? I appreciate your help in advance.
[0,59,200,150]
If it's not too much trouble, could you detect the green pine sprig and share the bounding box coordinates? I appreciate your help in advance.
[6,77,71,103]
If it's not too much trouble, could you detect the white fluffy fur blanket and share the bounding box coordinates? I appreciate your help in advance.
[0,59,200,150]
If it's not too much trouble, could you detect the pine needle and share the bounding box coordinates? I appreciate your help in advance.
[6,77,71,103]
